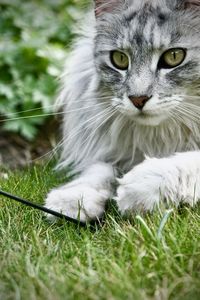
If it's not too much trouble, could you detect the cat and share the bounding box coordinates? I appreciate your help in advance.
[45,0,200,222]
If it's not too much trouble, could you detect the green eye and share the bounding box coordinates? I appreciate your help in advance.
[158,48,186,69]
[110,50,129,70]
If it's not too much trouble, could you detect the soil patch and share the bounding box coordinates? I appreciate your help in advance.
[0,119,60,169]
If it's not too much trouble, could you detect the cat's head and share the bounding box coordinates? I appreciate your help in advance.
[94,0,200,126]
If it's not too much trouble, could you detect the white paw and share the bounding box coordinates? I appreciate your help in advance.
[45,183,111,222]
[115,159,163,214]
[115,154,200,214]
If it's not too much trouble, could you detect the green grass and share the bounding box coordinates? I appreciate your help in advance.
[0,164,200,300]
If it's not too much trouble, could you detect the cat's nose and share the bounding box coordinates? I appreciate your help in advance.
[128,95,152,110]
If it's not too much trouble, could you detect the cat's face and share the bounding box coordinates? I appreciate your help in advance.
[94,0,200,126]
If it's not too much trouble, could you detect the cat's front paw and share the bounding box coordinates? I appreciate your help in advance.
[115,158,165,214]
[115,154,200,214]
[45,183,111,222]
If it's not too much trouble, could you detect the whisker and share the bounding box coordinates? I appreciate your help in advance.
[167,110,186,129]
[173,105,200,126]
[1,94,112,118]
[61,106,113,147]
[0,102,109,122]
[55,107,114,167]
[1,104,59,116]
[183,95,200,99]
[42,138,65,169]
[27,105,114,165]
[28,137,64,165]
[182,102,200,111]
[0,112,65,123]
[178,106,200,121]
[76,107,116,159]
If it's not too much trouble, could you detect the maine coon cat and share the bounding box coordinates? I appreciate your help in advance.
[45,0,200,221]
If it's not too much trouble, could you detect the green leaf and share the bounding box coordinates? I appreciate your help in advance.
[0,0,88,140]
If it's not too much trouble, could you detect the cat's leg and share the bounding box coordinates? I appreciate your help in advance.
[115,151,200,214]
[45,162,116,222]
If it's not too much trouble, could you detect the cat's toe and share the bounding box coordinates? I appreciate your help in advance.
[45,183,110,222]
[115,161,164,214]
[115,182,159,214]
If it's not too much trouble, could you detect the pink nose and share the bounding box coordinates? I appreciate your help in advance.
[129,95,151,110]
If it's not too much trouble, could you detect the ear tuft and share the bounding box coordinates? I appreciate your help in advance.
[94,0,123,17]
[184,0,200,8]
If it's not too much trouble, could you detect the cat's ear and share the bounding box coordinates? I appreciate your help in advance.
[183,0,200,9]
[94,0,124,17]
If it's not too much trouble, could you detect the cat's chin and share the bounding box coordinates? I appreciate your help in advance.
[133,112,168,126]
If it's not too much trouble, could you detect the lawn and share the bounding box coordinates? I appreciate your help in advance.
[0,164,200,300]
[0,1,200,299]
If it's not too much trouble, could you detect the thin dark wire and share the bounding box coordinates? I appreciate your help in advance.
[0,189,99,227]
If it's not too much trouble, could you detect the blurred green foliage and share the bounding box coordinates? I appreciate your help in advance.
[0,0,89,140]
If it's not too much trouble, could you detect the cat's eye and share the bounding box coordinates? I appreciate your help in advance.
[110,50,129,70]
[158,48,186,69]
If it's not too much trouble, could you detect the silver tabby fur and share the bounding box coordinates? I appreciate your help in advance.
[58,0,200,173]
[45,0,200,221]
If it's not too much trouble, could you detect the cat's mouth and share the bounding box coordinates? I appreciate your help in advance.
[116,103,169,126]
[134,111,168,126]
